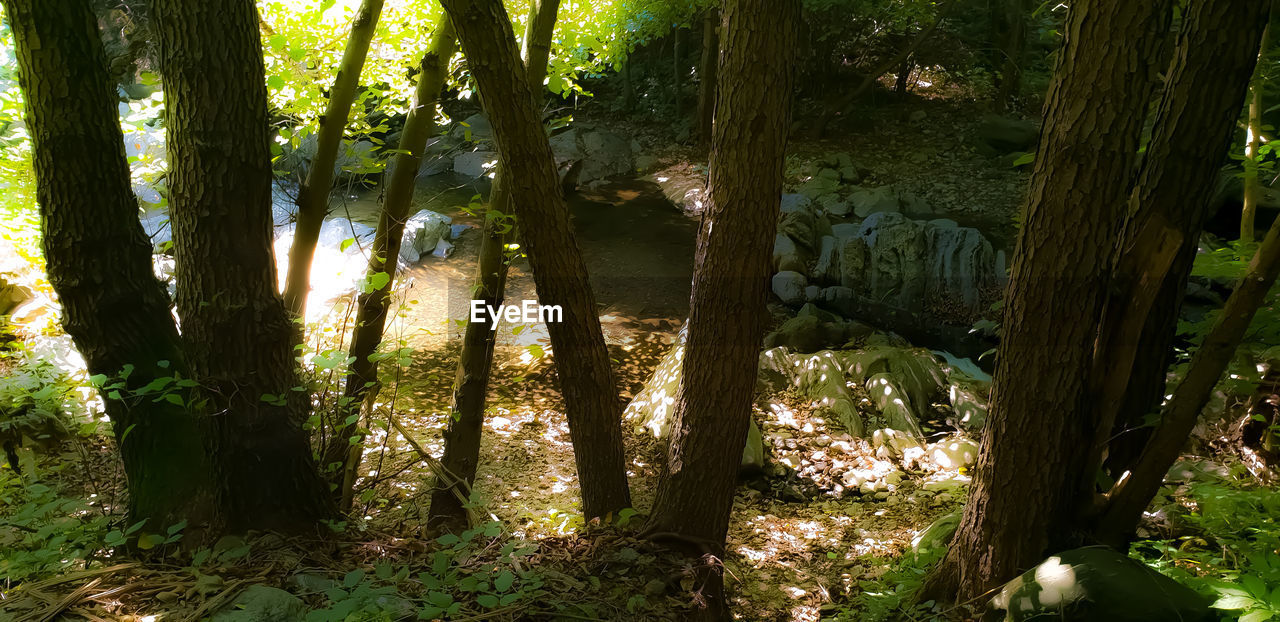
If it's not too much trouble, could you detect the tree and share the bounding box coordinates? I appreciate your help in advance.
[330,13,458,509]
[644,0,798,618]
[428,0,560,533]
[153,0,332,530]
[696,6,718,149]
[440,0,632,521]
[923,0,1172,600]
[1243,23,1271,243]
[282,0,386,320]
[3,0,214,528]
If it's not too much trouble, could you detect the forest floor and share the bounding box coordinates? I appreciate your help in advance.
[1,93,1040,621]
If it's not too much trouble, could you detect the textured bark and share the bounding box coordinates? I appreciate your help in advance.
[1100,203,1280,543]
[332,17,457,508]
[283,0,386,319]
[441,0,632,520]
[5,0,213,527]
[1102,0,1271,483]
[924,0,1171,601]
[429,0,559,533]
[1244,29,1269,243]
[154,0,332,530]
[697,7,719,149]
[645,1,798,618]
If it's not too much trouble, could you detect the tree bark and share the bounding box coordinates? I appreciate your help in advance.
[1101,0,1271,484]
[440,0,632,520]
[282,0,386,320]
[1244,27,1269,243]
[993,0,1030,112]
[697,7,719,150]
[428,0,559,533]
[4,0,214,529]
[923,0,1171,601]
[645,1,798,618]
[154,0,332,531]
[1099,202,1280,544]
[330,16,458,509]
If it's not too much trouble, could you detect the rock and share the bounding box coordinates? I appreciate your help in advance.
[797,167,842,198]
[948,381,988,430]
[431,239,454,259]
[634,154,660,172]
[976,114,1040,154]
[0,277,32,317]
[866,374,926,438]
[990,547,1213,622]
[780,193,813,214]
[817,193,850,217]
[830,223,860,240]
[625,323,767,470]
[318,218,376,255]
[549,127,635,184]
[929,437,979,469]
[651,169,708,214]
[682,187,709,215]
[400,209,452,265]
[925,220,1002,309]
[211,585,306,622]
[773,234,808,274]
[778,204,819,251]
[764,314,823,353]
[772,271,808,305]
[849,186,901,218]
[804,285,820,302]
[452,150,498,178]
[450,112,493,143]
[811,235,839,282]
[909,511,960,564]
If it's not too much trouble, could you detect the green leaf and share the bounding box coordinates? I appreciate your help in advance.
[1241,611,1275,622]
[476,594,499,608]
[267,75,286,90]
[494,570,514,592]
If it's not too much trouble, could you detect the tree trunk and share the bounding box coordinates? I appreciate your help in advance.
[923,0,1171,601]
[645,1,798,618]
[673,25,684,121]
[428,0,559,533]
[1099,204,1280,543]
[697,7,719,150]
[1244,27,1269,242]
[154,0,332,531]
[1101,0,1271,484]
[4,0,214,529]
[282,0,386,320]
[440,0,632,520]
[993,0,1030,111]
[330,17,458,509]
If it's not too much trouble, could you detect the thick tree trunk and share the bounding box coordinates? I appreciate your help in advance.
[923,0,1171,601]
[330,17,457,509]
[428,0,559,533]
[282,0,386,319]
[440,0,632,520]
[697,7,719,150]
[645,1,798,618]
[5,0,214,528]
[1101,0,1271,484]
[154,0,332,531]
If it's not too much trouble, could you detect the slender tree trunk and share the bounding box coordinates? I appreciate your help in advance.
[282,0,386,319]
[673,25,683,121]
[1244,27,1270,242]
[1099,209,1280,543]
[4,0,214,529]
[440,0,632,520]
[330,17,458,509]
[154,0,332,531]
[645,1,798,618]
[1102,0,1271,483]
[622,55,635,112]
[923,0,1171,601]
[993,0,1029,112]
[697,7,719,150]
[429,0,559,533]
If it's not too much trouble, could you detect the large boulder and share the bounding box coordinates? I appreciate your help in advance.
[549,127,635,185]
[772,271,808,305]
[826,212,1001,314]
[317,217,376,254]
[449,112,494,144]
[976,114,1040,154]
[624,323,765,470]
[990,547,1212,622]
[452,150,498,178]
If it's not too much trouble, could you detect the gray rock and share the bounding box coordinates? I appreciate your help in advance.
[452,150,498,178]
[773,234,808,274]
[780,193,813,214]
[431,238,454,259]
[976,114,1039,154]
[400,209,452,265]
[850,186,901,218]
[812,235,839,283]
[804,285,821,302]
[212,585,305,622]
[772,271,808,305]
[450,112,493,143]
[318,218,376,255]
[830,223,860,240]
[778,205,819,251]
[549,127,634,184]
